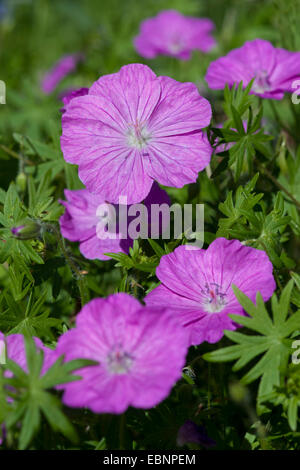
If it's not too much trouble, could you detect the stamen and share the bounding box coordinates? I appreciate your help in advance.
[107,345,134,374]
[126,120,151,150]
[200,283,227,313]
[253,70,271,94]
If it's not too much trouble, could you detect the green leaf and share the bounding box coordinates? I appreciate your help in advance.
[148,239,165,258]
[18,401,41,450]
[39,392,78,443]
[287,396,299,431]
[2,337,95,449]
[204,283,298,408]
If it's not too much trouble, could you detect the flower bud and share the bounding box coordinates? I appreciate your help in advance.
[16,172,27,192]
[11,219,42,240]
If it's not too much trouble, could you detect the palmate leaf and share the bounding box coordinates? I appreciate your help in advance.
[0,183,45,264]
[0,288,62,338]
[203,281,300,407]
[217,177,290,268]
[290,272,300,309]
[3,336,96,449]
[217,173,263,232]
[223,80,255,119]
[215,80,273,179]
[264,363,300,432]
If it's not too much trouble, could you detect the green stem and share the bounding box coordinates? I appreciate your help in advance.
[119,413,126,450]
[0,145,33,165]
[47,224,89,307]
[289,100,299,126]
[257,162,300,211]
[269,100,298,142]
[0,144,20,160]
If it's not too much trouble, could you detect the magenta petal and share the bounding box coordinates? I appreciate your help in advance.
[59,189,101,242]
[41,54,83,95]
[1,333,53,377]
[147,132,212,187]
[205,56,252,90]
[89,64,161,124]
[149,76,212,135]
[205,39,300,100]
[60,87,89,113]
[79,234,127,261]
[78,147,154,204]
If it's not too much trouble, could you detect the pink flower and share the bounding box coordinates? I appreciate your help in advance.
[41,54,84,95]
[134,10,216,60]
[60,87,89,113]
[205,39,300,99]
[145,238,276,345]
[53,293,188,414]
[59,182,170,261]
[61,63,212,204]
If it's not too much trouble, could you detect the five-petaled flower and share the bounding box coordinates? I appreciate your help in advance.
[61,63,212,204]
[145,238,276,345]
[53,293,188,413]
[134,10,216,60]
[205,39,300,99]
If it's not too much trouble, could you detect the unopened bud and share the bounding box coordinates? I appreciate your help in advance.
[11,219,42,240]
[16,172,27,192]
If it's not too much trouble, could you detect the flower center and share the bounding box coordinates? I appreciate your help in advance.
[127,121,151,150]
[252,70,271,94]
[201,283,227,313]
[106,346,134,374]
[169,34,184,54]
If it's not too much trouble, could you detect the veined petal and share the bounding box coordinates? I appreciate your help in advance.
[148,76,212,136]
[89,64,161,124]
[78,146,154,204]
[146,132,212,187]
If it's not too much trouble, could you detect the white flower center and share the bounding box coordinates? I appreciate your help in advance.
[201,283,227,313]
[107,346,133,374]
[126,121,151,149]
[169,35,184,54]
[252,70,271,94]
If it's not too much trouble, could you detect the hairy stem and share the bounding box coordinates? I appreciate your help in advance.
[46,224,89,307]
[257,163,300,211]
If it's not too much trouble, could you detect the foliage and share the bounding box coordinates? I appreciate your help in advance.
[0,0,299,451]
